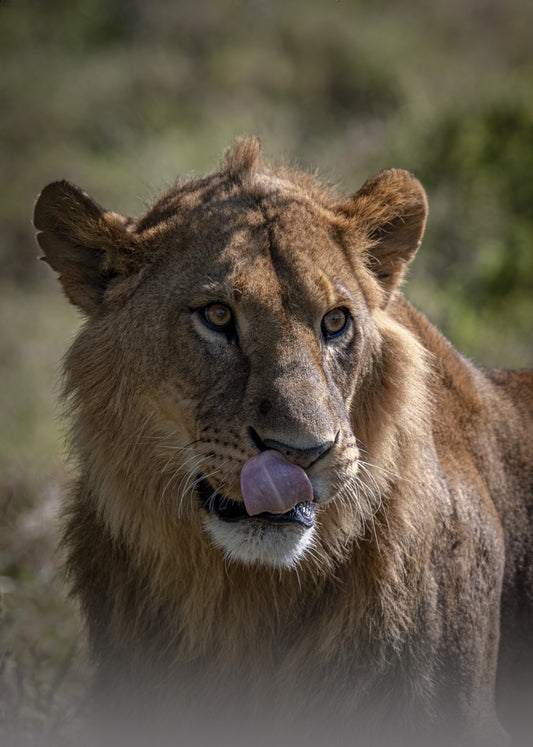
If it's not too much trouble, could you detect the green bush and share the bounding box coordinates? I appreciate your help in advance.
[395,95,533,366]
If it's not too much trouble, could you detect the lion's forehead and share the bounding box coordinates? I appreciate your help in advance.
[153,193,357,316]
[154,178,340,258]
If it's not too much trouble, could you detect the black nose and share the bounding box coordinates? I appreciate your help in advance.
[248,427,334,470]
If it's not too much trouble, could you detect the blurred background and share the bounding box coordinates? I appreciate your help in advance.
[1,0,532,742]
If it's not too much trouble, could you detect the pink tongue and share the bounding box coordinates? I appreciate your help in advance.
[240,450,313,517]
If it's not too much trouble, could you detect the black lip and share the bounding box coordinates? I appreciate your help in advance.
[197,477,315,528]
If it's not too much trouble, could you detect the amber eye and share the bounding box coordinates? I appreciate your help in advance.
[201,303,234,331]
[321,307,350,339]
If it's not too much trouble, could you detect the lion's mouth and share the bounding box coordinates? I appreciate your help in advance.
[197,477,314,528]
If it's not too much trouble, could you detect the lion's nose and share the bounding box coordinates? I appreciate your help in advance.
[248,427,335,470]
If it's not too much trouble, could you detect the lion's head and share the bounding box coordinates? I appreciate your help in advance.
[35,137,428,571]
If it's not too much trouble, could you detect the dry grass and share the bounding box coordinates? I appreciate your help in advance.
[0,283,89,745]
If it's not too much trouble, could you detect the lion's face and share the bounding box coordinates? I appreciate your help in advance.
[35,138,428,570]
[139,193,375,567]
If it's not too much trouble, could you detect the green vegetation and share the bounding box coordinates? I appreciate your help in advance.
[1,0,532,741]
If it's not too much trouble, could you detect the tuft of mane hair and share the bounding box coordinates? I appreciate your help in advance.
[223,135,262,185]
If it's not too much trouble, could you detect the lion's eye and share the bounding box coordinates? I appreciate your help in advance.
[201,303,234,331]
[321,307,350,339]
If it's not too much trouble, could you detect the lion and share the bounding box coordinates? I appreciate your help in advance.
[34,137,532,746]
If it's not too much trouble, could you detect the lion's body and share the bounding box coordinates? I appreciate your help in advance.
[35,139,532,745]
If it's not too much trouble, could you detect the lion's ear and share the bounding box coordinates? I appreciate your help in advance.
[34,181,136,315]
[338,169,428,297]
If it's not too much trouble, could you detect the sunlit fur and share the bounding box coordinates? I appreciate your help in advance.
[35,138,533,745]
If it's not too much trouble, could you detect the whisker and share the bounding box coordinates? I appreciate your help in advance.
[155,439,200,453]
[177,456,216,514]
[356,445,403,484]
[178,457,233,516]
[159,453,211,511]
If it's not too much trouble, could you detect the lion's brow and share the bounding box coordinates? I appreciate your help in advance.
[192,280,236,301]
[313,274,352,308]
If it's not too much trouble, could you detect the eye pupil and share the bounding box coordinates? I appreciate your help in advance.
[204,303,232,329]
[322,308,348,338]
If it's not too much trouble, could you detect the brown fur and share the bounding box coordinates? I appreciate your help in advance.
[35,138,532,746]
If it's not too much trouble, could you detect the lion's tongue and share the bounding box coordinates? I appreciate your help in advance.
[240,450,313,517]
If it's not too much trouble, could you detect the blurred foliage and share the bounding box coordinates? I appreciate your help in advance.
[1,0,532,741]
[388,96,533,364]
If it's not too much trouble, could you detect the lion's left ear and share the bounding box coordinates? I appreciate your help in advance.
[34,181,138,315]
[338,169,428,297]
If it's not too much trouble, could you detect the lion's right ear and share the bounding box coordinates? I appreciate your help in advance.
[34,181,137,315]
[337,169,428,301]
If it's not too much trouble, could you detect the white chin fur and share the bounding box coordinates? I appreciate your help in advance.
[203,514,315,569]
